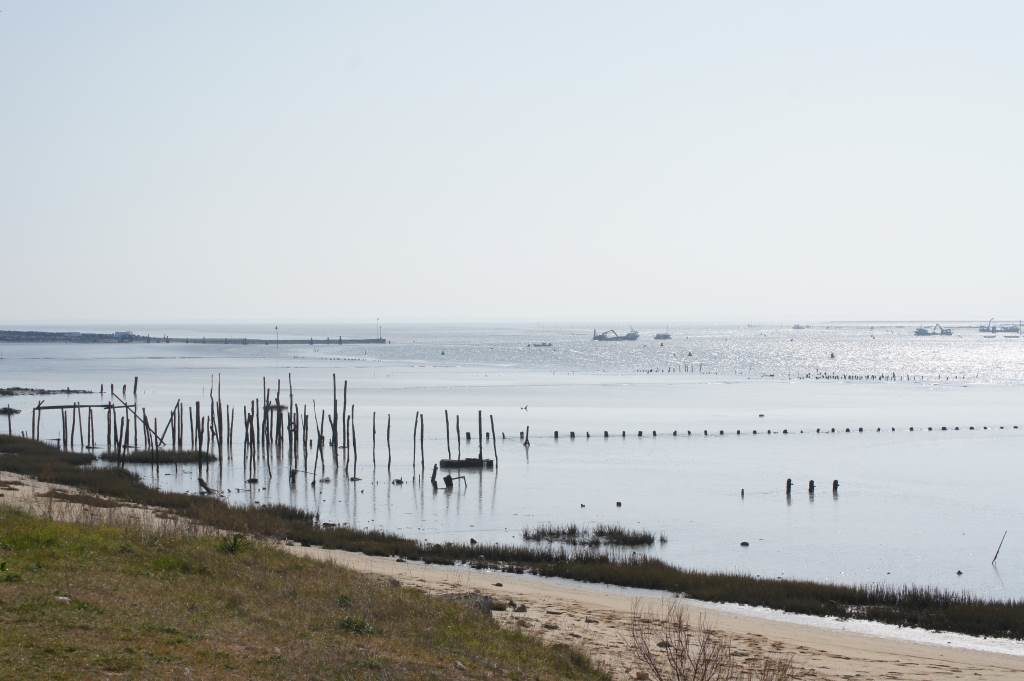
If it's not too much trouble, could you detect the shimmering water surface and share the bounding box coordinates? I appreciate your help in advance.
[1,322,1022,599]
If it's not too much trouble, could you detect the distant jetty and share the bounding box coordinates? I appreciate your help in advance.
[0,329,386,345]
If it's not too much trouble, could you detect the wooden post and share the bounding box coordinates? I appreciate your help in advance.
[386,413,392,471]
[490,414,498,465]
[412,411,419,470]
[477,410,483,462]
[342,380,348,450]
[372,411,377,466]
[332,374,338,453]
[455,414,462,460]
[444,409,452,459]
[350,405,357,476]
[419,412,425,469]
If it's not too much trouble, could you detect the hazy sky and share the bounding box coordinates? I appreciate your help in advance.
[2,2,1022,324]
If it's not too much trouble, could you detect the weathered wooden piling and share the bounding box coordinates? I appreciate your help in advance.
[444,409,452,459]
[477,410,483,461]
[489,414,498,465]
[412,411,419,470]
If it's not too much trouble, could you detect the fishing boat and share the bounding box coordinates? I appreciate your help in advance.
[978,318,1021,334]
[654,327,672,340]
[914,324,952,336]
[593,328,639,341]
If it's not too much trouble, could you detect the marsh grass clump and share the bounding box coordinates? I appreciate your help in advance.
[2,435,1022,641]
[524,523,656,547]
[98,449,216,464]
[592,524,655,546]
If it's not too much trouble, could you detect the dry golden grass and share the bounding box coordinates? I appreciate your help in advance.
[0,505,607,681]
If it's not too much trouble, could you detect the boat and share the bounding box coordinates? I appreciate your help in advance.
[438,458,494,469]
[979,318,1020,334]
[654,327,671,340]
[593,328,639,341]
[914,324,952,336]
[529,342,552,347]
[792,324,808,330]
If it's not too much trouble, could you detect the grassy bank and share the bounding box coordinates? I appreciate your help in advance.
[2,435,1022,640]
[0,505,606,680]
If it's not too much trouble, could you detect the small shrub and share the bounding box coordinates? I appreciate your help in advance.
[218,534,248,554]
[338,616,375,634]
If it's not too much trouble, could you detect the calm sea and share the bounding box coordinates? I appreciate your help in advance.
[1,322,1022,599]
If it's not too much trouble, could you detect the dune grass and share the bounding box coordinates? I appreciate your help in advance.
[2,435,1022,640]
[98,449,216,464]
[0,505,605,681]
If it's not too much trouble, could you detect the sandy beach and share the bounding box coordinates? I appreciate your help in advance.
[3,471,1021,681]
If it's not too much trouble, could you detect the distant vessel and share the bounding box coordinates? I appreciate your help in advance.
[593,328,639,341]
[792,324,809,330]
[529,342,552,347]
[978,318,1020,334]
[915,324,952,336]
[654,327,672,340]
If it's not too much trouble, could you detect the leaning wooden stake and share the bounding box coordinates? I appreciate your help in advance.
[992,530,1008,564]
[477,410,483,461]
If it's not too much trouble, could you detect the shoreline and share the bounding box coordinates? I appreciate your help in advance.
[2,471,1022,680]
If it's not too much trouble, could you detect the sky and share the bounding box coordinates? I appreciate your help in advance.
[2,2,1022,324]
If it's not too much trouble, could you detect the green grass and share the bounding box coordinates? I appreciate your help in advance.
[98,449,216,464]
[2,435,1022,640]
[0,505,606,681]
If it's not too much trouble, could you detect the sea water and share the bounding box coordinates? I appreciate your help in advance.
[1,322,1022,599]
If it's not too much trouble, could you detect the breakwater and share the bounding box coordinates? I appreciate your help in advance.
[0,329,386,345]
